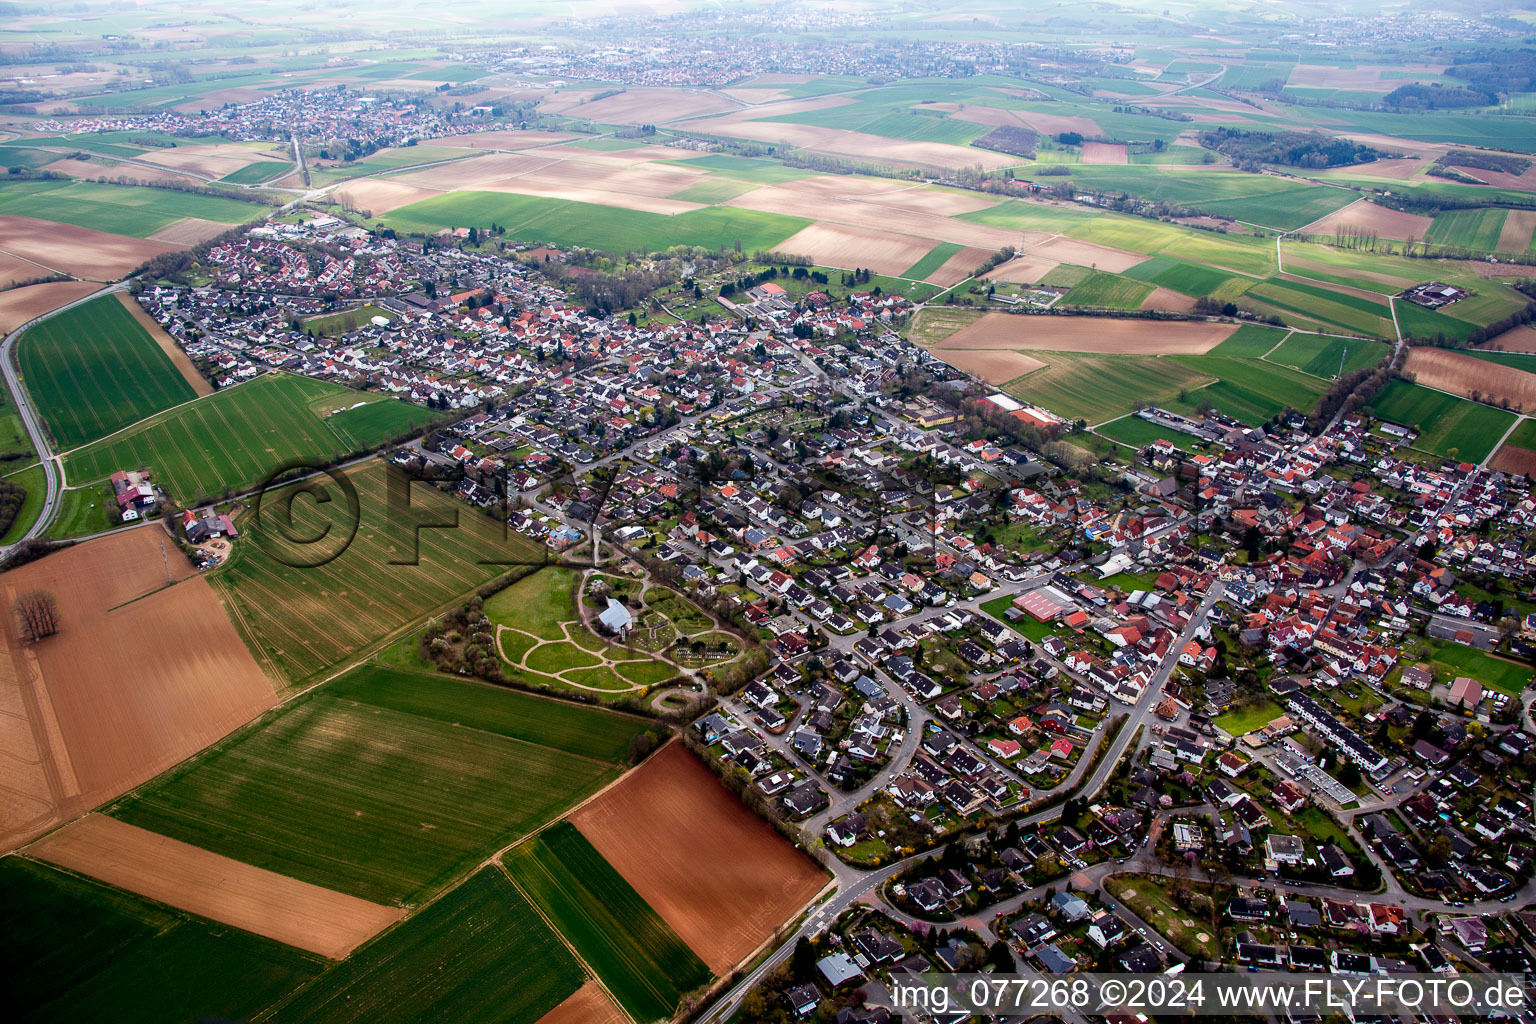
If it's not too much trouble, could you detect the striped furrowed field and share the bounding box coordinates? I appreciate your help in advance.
[210,460,542,685]
[3,857,321,1024]
[503,822,712,1023]
[62,373,440,503]
[0,179,266,237]
[109,666,636,905]
[1003,352,1214,424]
[1061,271,1153,309]
[20,295,196,449]
[1267,332,1391,377]
[1123,255,1256,301]
[273,868,584,1024]
[1425,208,1508,252]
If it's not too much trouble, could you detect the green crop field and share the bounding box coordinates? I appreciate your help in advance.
[307,145,471,186]
[385,191,809,253]
[1394,300,1480,344]
[663,154,815,183]
[1371,380,1517,462]
[1058,166,1353,229]
[1247,279,1394,337]
[1467,350,1536,372]
[902,241,964,280]
[667,178,760,203]
[1168,355,1329,424]
[1209,323,1289,357]
[63,372,440,503]
[1061,270,1154,309]
[1004,352,1214,424]
[1123,255,1256,301]
[1424,208,1510,252]
[1200,185,1357,231]
[211,460,543,685]
[330,665,651,764]
[19,295,196,450]
[274,868,583,1024]
[0,179,266,237]
[504,823,712,1023]
[3,857,320,1024]
[1508,419,1536,449]
[111,669,629,904]
[219,159,291,185]
[1266,332,1390,377]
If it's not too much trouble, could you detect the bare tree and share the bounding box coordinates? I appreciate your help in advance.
[14,589,60,643]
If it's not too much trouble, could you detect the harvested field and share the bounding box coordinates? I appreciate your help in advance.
[1026,236,1147,273]
[934,348,1047,384]
[1298,200,1434,240]
[393,151,558,190]
[147,217,233,245]
[140,144,285,179]
[1448,164,1536,192]
[778,174,912,197]
[1404,347,1536,411]
[1081,142,1129,164]
[927,245,996,287]
[114,291,212,396]
[571,743,826,974]
[936,313,1235,354]
[725,185,1026,249]
[774,222,933,276]
[0,214,179,281]
[1498,209,1536,252]
[720,88,789,104]
[0,280,99,333]
[0,529,275,852]
[855,186,1000,216]
[426,130,573,150]
[929,104,1035,130]
[1491,443,1536,477]
[984,254,1064,284]
[1141,286,1199,313]
[1287,65,1392,90]
[26,814,402,959]
[0,250,51,288]
[1482,326,1536,353]
[534,981,627,1024]
[544,88,738,124]
[332,179,443,214]
[1012,110,1101,138]
[475,179,705,215]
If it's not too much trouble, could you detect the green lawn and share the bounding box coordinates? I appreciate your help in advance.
[504,823,712,1023]
[19,295,196,449]
[273,868,583,1024]
[1370,380,1517,462]
[63,373,441,503]
[484,567,581,640]
[1419,640,1532,697]
[110,672,627,905]
[2,857,321,1024]
[1,463,46,544]
[0,179,266,237]
[385,191,809,253]
[1096,415,1201,450]
[45,483,115,540]
[1215,699,1281,736]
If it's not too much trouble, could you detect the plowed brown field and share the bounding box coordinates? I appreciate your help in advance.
[935,348,1048,384]
[1491,444,1536,477]
[27,814,402,958]
[1081,142,1129,164]
[775,222,932,276]
[1301,200,1434,240]
[0,280,100,333]
[1481,326,1536,353]
[1405,347,1536,410]
[0,215,180,281]
[533,981,627,1024]
[0,529,275,852]
[937,313,1234,353]
[571,744,826,974]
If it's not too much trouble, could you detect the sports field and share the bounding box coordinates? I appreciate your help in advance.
[503,822,712,1023]
[62,373,440,503]
[19,294,197,449]
[273,868,583,1024]
[3,857,320,1024]
[110,665,639,904]
[212,461,545,684]
[385,191,809,253]
[1371,380,1517,462]
[0,179,266,238]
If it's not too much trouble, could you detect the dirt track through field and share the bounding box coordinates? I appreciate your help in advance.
[27,814,403,958]
[1404,347,1536,411]
[115,292,212,396]
[0,530,276,852]
[570,743,826,974]
[936,312,1234,354]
